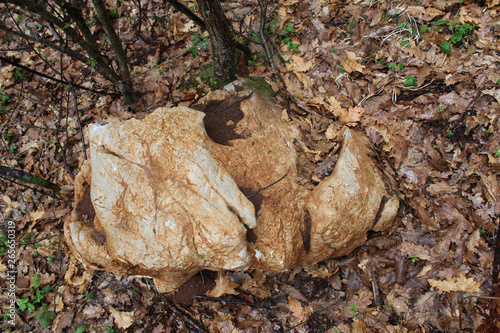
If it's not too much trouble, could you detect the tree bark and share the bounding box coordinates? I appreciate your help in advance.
[196,0,236,88]
[165,0,251,59]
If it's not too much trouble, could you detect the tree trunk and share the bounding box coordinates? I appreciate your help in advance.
[91,0,136,105]
[196,0,236,88]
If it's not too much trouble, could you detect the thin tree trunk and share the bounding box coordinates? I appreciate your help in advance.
[54,0,101,53]
[0,23,93,66]
[91,0,136,105]
[196,0,236,88]
[4,0,121,84]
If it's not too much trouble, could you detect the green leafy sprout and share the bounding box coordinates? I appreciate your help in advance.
[16,275,55,327]
[409,254,419,263]
[387,62,404,71]
[404,76,417,87]
[74,326,86,333]
[276,22,300,52]
[438,20,475,54]
[346,302,357,318]
[34,304,56,329]
[187,32,209,56]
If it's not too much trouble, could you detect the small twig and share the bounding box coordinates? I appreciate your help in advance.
[459,295,500,331]
[246,170,289,199]
[0,56,124,97]
[194,295,270,309]
[156,293,207,332]
[257,0,275,68]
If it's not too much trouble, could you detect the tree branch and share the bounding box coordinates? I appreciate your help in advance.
[91,0,136,104]
[4,0,121,84]
[0,165,60,194]
[0,55,124,96]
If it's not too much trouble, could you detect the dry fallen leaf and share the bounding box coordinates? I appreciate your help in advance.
[427,272,480,292]
[289,55,316,72]
[304,265,332,278]
[30,209,45,221]
[288,296,304,318]
[64,262,77,284]
[327,96,344,116]
[109,306,134,329]
[340,51,365,74]
[342,106,365,123]
[417,265,433,278]
[206,272,239,297]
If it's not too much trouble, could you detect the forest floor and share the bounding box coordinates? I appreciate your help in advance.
[1,0,500,332]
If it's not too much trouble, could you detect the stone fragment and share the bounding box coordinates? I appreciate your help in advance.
[66,107,256,291]
[65,79,400,292]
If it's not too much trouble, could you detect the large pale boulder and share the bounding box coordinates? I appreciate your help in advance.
[65,79,400,292]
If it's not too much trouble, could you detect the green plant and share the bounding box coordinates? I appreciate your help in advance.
[0,231,8,258]
[387,62,404,71]
[87,58,98,69]
[437,105,445,110]
[31,273,40,288]
[440,40,452,54]
[409,254,419,263]
[420,24,430,34]
[404,76,417,87]
[276,22,300,52]
[85,293,93,301]
[107,327,115,333]
[110,8,120,18]
[13,67,24,82]
[386,8,402,20]
[74,326,86,333]
[34,304,56,329]
[17,297,36,313]
[494,147,500,157]
[438,20,475,54]
[446,130,453,137]
[346,302,357,318]
[349,18,356,33]
[400,38,411,48]
[1,93,9,104]
[187,32,209,56]
[17,278,53,324]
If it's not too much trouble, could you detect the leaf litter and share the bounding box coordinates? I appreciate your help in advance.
[0,0,499,331]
